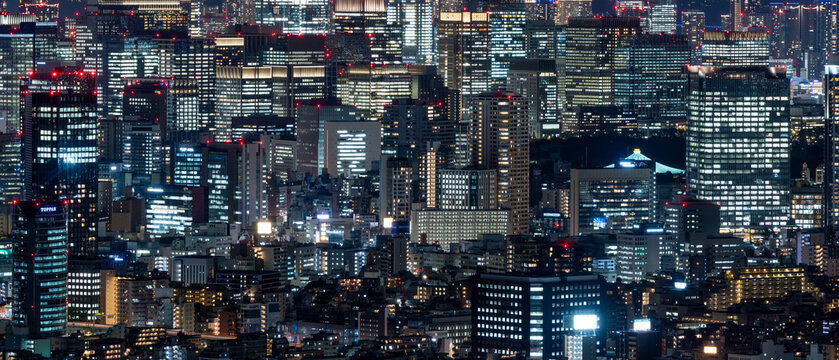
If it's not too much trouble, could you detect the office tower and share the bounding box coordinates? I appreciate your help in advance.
[156,36,215,135]
[437,11,491,99]
[12,201,68,338]
[728,0,758,31]
[471,273,607,359]
[200,142,268,227]
[123,121,164,186]
[380,158,413,223]
[323,119,381,178]
[701,31,769,67]
[122,81,169,185]
[565,17,640,108]
[686,66,790,229]
[88,0,190,33]
[436,168,498,210]
[555,0,591,25]
[486,1,527,87]
[336,64,414,121]
[0,22,58,134]
[390,0,435,64]
[332,0,401,65]
[825,58,839,234]
[0,133,22,203]
[19,0,59,22]
[525,20,559,59]
[648,2,677,34]
[681,10,705,65]
[561,105,638,135]
[216,66,280,137]
[381,99,453,160]
[614,33,690,131]
[145,185,193,237]
[255,0,329,34]
[469,92,529,234]
[23,69,98,256]
[262,35,329,66]
[231,115,295,140]
[616,223,678,282]
[506,59,559,138]
[101,36,139,121]
[296,101,360,175]
[768,3,829,80]
[569,168,654,235]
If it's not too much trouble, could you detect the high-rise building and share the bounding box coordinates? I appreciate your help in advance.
[436,168,498,210]
[767,3,830,80]
[380,157,413,223]
[19,0,59,22]
[255,0,330,34]
[332,0,402,65]
[145,185,193,237]
[323,119,381,178]
[614,33,690,131]
[616,223,678,282]
[295,101,360,175]
[471,273,607,360]
[12,200,68,338]
[506,59,559,138]
[0,133,22,203]
[23,69,98,256]
[0,22,58,134]
[390,0,435,64]
[824,58,839,235]
[555,0,591,26]
[469,92,529,234]
[681,10,705,65]
[569,168,654,235]
[437,11,491,100]
[156,36,215,135]
[381,99,453,161]
[648,3,677,34]
[686,66,790,229]
[217,65,329,126]
[486,1,527,87]
[701,31,769,67]
[336,64,414,121]
[565,17,640,108]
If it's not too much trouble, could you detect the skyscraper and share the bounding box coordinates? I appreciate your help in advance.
[825,58,839,235]
[565,17,640,108]
[681,10,705,65]
[469,91,529,234]
[437,11,492,100]
[156,36,215,135]
[486,1,527,87]
[255,0,330,34]
[614,33,690,131]
[12,200,68,339]
[687,66,790,229]
[389,0,435,64]
[332,0,402,65]
[506,59,559,138]
[23,69,98,256]
[702,31,769,67]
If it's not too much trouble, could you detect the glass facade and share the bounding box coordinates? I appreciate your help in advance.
[686,66,790,229]
[12,201,68,338]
